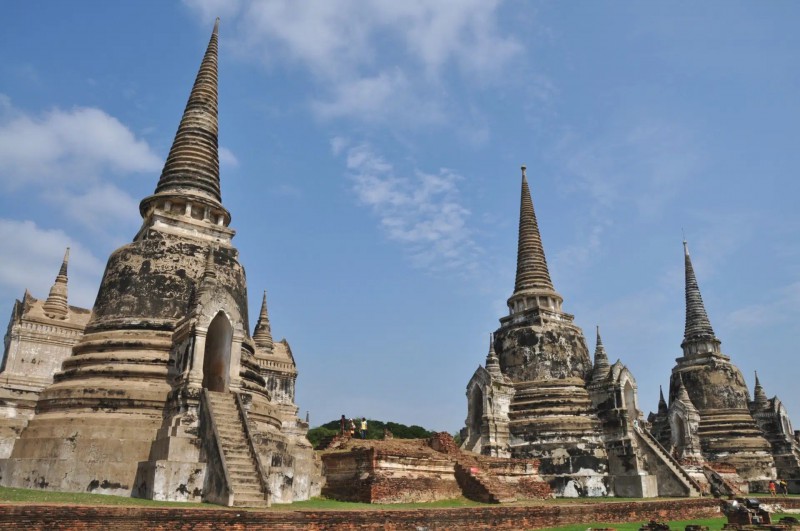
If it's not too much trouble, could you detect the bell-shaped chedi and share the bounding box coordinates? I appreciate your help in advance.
[669,240,775,484]
[0,20,320,505]
[485,166,608,496]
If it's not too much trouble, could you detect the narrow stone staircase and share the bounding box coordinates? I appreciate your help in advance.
[454,456,517,503]
[206,391,269,507]
[702,465,744,497]
[634,426,702,497]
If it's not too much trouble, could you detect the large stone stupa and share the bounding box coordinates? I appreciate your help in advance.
[0,20,320,507]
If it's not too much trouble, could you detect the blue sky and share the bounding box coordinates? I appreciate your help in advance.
[1,1,799,433]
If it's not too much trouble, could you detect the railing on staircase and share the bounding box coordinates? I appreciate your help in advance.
[234,392,271,506]
[200,389,234,506]
[634,425,703,496]
[702,465,743,497]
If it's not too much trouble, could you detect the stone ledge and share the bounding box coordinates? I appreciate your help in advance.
[0,497,754,530]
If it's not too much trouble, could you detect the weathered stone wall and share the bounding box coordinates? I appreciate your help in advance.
[0,498,730,530]
[495,316,591,382]
[89,234,248,332]
[671,361,749,411]
[322,446,462,503]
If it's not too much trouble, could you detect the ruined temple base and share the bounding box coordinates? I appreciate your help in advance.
[320,435,551,504]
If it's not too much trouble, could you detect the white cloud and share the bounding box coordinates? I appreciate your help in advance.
[219,146,239,168]
[0,219,105,309]
[43,183,141,232]
[340,142,479,272]
[0,96,159,234]
[727,282,800,329]
[0,101,160,188]
[553,118,703,274]
[184,0,521,124]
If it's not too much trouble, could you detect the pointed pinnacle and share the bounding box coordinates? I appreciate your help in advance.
[143,18,223,217]
[58,247,70,277]
[43,247,70,319]
[513,165,555,295]
[682,240,717,344]
[253,289,274,350]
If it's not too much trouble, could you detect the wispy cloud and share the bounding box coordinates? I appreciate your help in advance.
[727,281,800,329]
[184,0,521,124]
[0,98,160,187]
[0,96,159,234]
[334,139,480,273]
[553,118,703,273]
[0,219,105,308]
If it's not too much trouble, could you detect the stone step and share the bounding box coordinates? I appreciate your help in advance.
[222,448,251,457]
[229,478,261,488]
[233,486,266,496]
[232,497,268,508]
[228,464,257,474]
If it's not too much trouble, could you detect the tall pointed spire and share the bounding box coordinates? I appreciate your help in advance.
[253,290,274,351]
[43,248,70,319]
[682,240,718,349]
[591,326,610,382]
[753,371,768,409]
[658,385,668,414]
[514,166,555,295]
[140,18,226,219]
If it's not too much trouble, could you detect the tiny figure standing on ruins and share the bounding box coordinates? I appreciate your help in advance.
[340,414,347,436]
[769,480,777,496]
[360,417,368,439]
[349,419,356,437]
[780,480,789,496]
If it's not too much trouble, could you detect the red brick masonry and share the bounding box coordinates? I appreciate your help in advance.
[6,497,795,530]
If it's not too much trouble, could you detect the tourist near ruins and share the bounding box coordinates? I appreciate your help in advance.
[0,18,799,509]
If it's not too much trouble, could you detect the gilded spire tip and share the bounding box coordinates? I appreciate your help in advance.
[213,17,220,35]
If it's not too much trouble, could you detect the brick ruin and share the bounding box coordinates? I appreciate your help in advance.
[463,166,800,497]
[0,20,321,507]
[319,433,551,504]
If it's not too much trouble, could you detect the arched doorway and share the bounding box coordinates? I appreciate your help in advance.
[203,311,233,392]
[623,380,637,423]
[671,412,688,457]
[469,387,484,439]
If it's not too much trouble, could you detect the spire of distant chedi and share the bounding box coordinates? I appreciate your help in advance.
[43,248,70,319]
[139,17,229,224]
[253,291,274,352]
[591,326,610,382]
[681,240,721,357]
[682,240,716,343]
[514,165,555,294]
[657,385,668,415]
[753,371,769,410]
[508,166,563,314]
